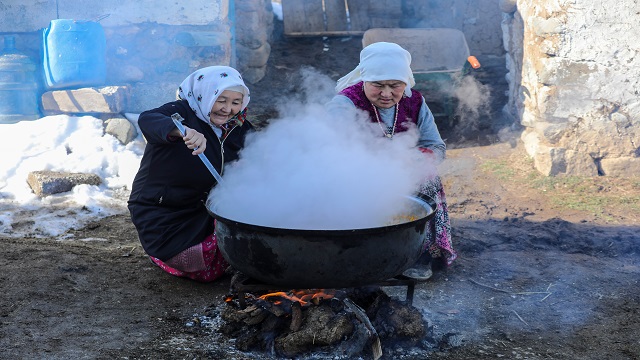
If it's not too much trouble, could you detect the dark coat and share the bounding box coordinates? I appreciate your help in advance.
[127,99,254,261]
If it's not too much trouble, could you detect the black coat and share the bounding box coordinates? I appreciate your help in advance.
[128,100,254,261]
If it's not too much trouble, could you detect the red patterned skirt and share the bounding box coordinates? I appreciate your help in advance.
[149,233,229,282]
[419,176,457,265]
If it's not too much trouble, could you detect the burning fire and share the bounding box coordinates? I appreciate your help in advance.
[260,289,336,306]
[226,289,337,307]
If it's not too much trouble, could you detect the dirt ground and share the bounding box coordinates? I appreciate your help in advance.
[2,26,640,360]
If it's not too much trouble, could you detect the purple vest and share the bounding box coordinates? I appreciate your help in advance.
[339,81,423,134]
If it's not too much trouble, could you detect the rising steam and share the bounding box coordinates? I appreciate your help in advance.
[207,68,436,229]
[451,75,492,139]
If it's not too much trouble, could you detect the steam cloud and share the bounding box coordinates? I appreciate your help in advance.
[451,75,492,139]
[207,68,436,229]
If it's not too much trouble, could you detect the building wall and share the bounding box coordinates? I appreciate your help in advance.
[0,0,227,31]
[502,0,640,176]
[0,0,232,113]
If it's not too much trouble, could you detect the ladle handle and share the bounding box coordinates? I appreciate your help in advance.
[171,113,224,184]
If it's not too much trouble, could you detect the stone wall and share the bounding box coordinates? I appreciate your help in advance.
[502,0,640,176]
[235,0,274,84]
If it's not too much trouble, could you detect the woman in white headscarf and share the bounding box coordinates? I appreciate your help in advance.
[128,66,254,282]
[328,42,456,280]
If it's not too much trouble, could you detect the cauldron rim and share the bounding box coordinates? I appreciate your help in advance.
[207,195,436,235]
[210,211,432,236]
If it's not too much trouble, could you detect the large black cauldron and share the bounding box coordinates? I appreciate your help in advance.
[209,196,435,289]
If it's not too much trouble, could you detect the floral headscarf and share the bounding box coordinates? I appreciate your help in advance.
[178,66,250,124]
[335,42,416,97]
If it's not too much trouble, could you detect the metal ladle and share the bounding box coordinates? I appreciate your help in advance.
[171,113,224,184]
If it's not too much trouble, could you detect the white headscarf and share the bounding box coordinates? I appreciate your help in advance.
[335,42,416,97]
[178,66,250,124]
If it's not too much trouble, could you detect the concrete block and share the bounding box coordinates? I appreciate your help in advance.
[27,171,102,197]
[41,86,129,114]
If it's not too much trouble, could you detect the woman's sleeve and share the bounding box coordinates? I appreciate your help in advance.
[137,101,189,144]
[416,97,446,162]
[325,94,359,118]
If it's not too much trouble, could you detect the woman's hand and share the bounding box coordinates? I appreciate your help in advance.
[419,146,442,164]
[182,126,207,155]
[418,147,435,158]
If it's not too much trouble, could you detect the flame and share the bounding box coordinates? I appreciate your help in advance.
[259,289,336,307]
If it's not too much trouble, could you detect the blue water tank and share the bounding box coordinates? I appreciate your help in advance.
[42,19,106,89]
[0,36,41,124]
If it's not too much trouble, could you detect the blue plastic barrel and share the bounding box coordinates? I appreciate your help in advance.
[42,19,106,89]
[0,36,41,124]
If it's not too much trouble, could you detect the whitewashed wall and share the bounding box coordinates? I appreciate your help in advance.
[0,0,232,113]
[0,0,227,31]
[502,0,640,176]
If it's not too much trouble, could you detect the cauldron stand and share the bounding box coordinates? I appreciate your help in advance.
[232,276,417,309]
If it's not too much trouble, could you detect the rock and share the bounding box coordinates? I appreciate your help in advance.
[530,17,563,36]
[240,66,267,84]
[564,150,599,176]
[499,0,518,13]
[27,171,102,197]
[237,42,271,68]
[105,116,138,145]
[114,64,145,83]
[600,157,640,176]
[534,121,567,144]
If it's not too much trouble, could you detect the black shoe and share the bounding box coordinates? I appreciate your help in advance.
[402,252,433,281]
[402,265,433,281]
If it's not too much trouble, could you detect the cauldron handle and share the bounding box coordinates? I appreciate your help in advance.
[404,194,436,215]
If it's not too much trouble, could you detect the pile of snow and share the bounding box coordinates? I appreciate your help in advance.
[0,114,144,238]
[271,1,283,21]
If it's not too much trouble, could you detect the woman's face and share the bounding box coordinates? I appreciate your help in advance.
[209,90,244,126]
[364,80,406,109]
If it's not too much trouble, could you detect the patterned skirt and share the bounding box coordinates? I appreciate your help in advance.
[419,176,457,265]
[149,233,229,282]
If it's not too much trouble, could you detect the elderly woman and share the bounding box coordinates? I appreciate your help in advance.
[327,42,457,280]
[128,66,254,282]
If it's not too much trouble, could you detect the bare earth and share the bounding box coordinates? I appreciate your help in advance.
[1,30,639,359]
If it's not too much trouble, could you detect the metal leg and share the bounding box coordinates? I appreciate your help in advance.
[406,281,415,306]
